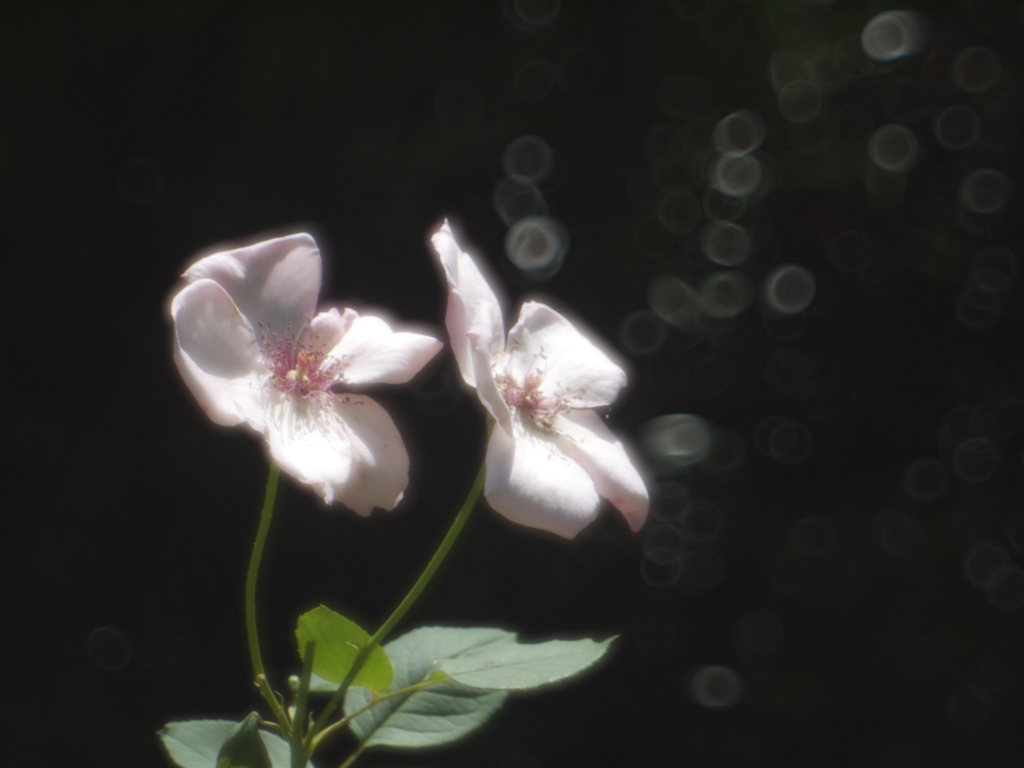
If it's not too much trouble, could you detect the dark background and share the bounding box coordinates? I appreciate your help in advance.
[5,1,1024,766]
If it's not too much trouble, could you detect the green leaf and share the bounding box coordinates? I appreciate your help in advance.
[295,605,392,693]
[438,635,616,690]
[344,626,511,749]
[158,718,303,768]
[216,713,272,768]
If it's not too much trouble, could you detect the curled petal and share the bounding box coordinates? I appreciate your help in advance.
[467,300,512,432]
[308,307,358,353]
[484,424,601,538]
[506,302,626,408]
[171,279,266,428]
[265,394,409,516]
[331,314,443,386]
[556,410,649,532]
[431,220,505,387]
[184,233,321,333]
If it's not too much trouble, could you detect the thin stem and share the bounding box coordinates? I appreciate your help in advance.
[311,677,447,753]
[337,743,366,768]
[246,463,288,728]
[305,464,487,749]
[289,641,315,768]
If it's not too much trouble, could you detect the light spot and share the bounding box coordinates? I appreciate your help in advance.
[959,168,1011,214]
[765,418,813,464]
[763,265,816,314]
[618,309,666,356]
[632,216,674,258]
[712,109,765,154]
[790,515,836,557]
[710,152,763,197]
[641,414,712,467]
[934,105,980,150]
[777,80,821,123]
[769,48,814,90]
[697,271,754,318]
[493,179,549,225]
[702,222,750,266]
[970,246,1018,294]
[648,275,699,331]
[513,59,557,103]
[681,499,723,542]
[987,566,1024,610]
[657,189,701,233]
[872,510,922,557]
[955,285,1001,330]
[640,548,683,588]
[650,480,691,523]
[86,627,132,671]
[950,436,1000,482]
[868,124,919,172]
[504,0,560,29]
[861,11,926,61]
[703,187,747,222]
[689,665,745,709]
[502,135,554,183]
[952,46,1001,93]
[643,524,686,556]
[963,542,1009,589]
[504,215,568,278]
[902,457,948,501]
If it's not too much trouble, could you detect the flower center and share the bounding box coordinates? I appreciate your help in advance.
[261,325,338,401]
[497,367,565,429]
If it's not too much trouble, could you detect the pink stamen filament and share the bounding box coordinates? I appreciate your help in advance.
[498,370,564,425]
[262,328,339,401]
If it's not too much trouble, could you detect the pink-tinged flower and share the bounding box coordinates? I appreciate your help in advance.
[170,232,442,515]
[431,220,649,538]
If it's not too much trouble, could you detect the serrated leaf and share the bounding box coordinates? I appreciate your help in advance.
[344,626,511,749]
[158,718,307,768]
[216,712,272,768]
[438,635,616,690]
[295,605,392,693]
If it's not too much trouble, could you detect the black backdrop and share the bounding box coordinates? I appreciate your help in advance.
[6,2,1024,767]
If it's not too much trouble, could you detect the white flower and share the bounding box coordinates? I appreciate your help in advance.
[431,220,649,538]
[170,232,442,514]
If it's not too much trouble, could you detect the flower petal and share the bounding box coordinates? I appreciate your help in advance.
[484,423,600,538]
[184,233,321,334]
[309,307,358,354]
[506,302,626,408]
[556,410,649,532]
[330,313,443,386]
[170,278,267,428]
[467,299,512,431]
[431,221,505,387]
[265,393,409,516]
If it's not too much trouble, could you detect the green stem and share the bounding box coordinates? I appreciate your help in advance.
[311,677,447,752]
[289,641,315,768]
[305,464,487,749]
[246,463,288,728]
[337,743,366,768]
